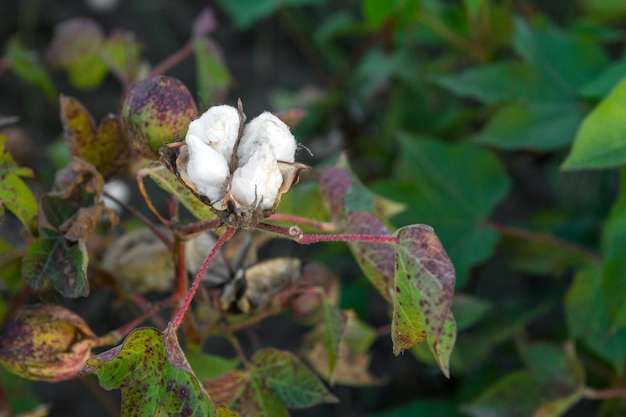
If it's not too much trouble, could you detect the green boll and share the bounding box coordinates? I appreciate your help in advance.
[121,75,198,159]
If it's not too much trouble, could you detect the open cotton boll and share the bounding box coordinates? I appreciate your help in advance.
[230,144,283,210]
[238,112,297,166]
[185,134,230,202]
[187,105,240,163]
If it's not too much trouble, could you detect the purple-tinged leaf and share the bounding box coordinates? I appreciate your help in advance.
[392,225,456,377]
[321,303,348,383]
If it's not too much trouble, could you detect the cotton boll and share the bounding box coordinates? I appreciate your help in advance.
[230,145,283,209]
[239,112,296,166]
[185,135,230,202]
[188,105,240,163]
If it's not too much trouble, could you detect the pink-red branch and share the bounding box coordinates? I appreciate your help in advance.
[171,227,236,329]
[255,221,398,245]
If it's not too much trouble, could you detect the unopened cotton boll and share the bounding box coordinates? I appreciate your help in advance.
[187,105,240,163]
[230,144,283,209]
[185,134,230,202]
[238,112,296,166]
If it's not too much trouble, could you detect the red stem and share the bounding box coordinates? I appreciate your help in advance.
[255,222,398,245]
[267,212,337,231]
[149,43,194,77]
[171,227,236,329]
[584,387,626,399]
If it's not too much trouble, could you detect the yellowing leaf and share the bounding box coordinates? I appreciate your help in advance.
[60,95,129,179]
[0,135,38,235]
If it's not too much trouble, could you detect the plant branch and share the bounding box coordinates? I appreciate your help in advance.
[221,323,250,367]
[149,42,194,77]
[103,190,174,249]
[175,217,221,237]
[484,220,602,265]
[267,213,337,231]
[136,170,172,228]
[171,227,236,329]
[583,387,626,399]
[255,222,398,245]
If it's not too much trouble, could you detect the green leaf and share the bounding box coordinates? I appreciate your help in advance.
[21,228,89,298]
[601,167,626,326]
[371,399,464,417]
[479,102,584,150]
[431,62,568,105]
[512,17,609,95]
[45,17,108,89]
[83,326,217,417]
[565,267,626,370]
[5,37,57,102]
[185,350,240,381]
[139,163,215,220]
[215,0,329,29]
[463,370,582,417]
[251,348,338,408]
[321,302,348,383]
[0,136,38,235]
[579,58,626,98]
[451,294,491,330]
[392,225,456,377]
[374,135,512,287]
[193,37,232,107]
[60,95,129,179]
[519,342,585,389]
[562,78,626,170]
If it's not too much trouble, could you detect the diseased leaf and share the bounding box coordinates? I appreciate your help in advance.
[21,228,89,298]
[0,135,38,235]
[562,78,626,170]
[251,348,337,408]
[45,17,108,89]
[345,211,396,302]
[304,342,381,386]
[60,96,129,179]
[82,326,217,417]
[139,162,216,220]
[0,305,97,381]
[242,378,289,417]
[392,225,456,377]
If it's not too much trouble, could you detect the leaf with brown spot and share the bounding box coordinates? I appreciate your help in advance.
[203,370,248,407]
[392,225,456,377]
[60,96,129,179]
[21,228,89,298]
[0,304,97,381]
[345,210,396,302]
[82,326,217,417]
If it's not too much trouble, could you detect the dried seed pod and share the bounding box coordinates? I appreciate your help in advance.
[101,227,174,292]
[0,305,97,381]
